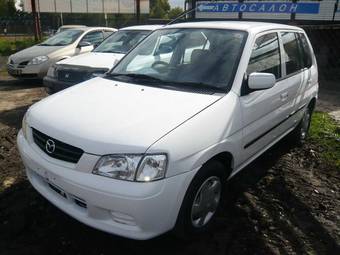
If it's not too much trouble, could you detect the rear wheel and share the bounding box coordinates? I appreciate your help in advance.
[174,160,226,238]
[289,106,313,145]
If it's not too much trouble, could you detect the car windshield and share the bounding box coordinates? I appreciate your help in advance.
[40,29,84,46]
[94,30,151,54]
[108,28,246,92]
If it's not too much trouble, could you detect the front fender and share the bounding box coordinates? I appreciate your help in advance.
[146,92,243,177]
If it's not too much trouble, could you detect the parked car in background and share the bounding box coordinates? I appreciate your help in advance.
[43,25,162,94]
[7,27,116,79]
[56,25,87,33]
[17,22,318,240]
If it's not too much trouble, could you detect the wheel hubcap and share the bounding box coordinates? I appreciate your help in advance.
[191,176,221,228]
[301,110,311,140]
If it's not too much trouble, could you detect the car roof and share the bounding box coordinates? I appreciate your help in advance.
[71,27,117,32]
[120,25,164,31]
[162,21,303,33]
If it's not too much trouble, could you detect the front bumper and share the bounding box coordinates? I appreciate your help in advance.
[17,130,196,240]
[7,62,49,79]
[43,76,76,94]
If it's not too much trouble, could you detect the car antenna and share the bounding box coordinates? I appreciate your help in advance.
[165,3,201,26]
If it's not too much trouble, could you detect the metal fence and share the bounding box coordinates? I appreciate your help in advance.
[0,13,149,37]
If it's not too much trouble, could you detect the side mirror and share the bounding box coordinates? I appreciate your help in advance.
[157,44,172,54]
[77,41,92,48]
[248,72,276,90]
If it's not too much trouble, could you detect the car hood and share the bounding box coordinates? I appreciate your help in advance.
[28,77,222,155]
[57,52,125,69]
[10,45,65,63]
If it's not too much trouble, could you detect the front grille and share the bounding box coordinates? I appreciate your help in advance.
[57,69,89,83]
[32,128,84,163]
[56,66,108,83]
[18,61,29,68]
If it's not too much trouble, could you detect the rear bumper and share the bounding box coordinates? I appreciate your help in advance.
[17,130,197,240]
[43,76,75,94]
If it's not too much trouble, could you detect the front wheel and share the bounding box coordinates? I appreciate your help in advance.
[174,161,226,238]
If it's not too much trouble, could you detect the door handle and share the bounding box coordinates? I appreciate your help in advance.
[280,92,288,101]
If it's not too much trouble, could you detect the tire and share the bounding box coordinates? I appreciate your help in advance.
[289,105,313,146]
[174,160,227,239]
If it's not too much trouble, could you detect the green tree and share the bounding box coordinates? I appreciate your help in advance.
[168,7,183,19]
[150,0,171,18]
[0,0,16,17]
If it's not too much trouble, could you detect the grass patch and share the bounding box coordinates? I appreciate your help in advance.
[309,112,340,168]
[0,37,39,56]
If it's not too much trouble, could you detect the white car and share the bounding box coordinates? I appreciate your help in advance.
[7,27,116,79]
[17,22,318,240]
[44,25,162,94]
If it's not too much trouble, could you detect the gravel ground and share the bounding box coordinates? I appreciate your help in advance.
[0,80,339,255]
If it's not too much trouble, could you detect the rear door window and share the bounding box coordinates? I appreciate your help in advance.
[297,33,313,68]
[281,32,303,75]
[247,32,281,79]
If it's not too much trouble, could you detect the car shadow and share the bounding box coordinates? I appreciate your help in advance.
[0,105,29,129]
[0,79,43,91]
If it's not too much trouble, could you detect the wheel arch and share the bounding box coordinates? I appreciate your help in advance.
[203,151,234,179]
[308,97,317,111]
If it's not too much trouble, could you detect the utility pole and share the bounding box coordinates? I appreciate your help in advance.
[31,0,41,41]
[136,0,140,24]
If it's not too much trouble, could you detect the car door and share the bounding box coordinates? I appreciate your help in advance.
[239,31,301,163]
[275,31,306,132]
[291,32,314,117]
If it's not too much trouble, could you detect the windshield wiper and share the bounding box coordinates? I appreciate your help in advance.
[98,50,126,54]
[106,73,226,93]
[39,43,66,46]
[177,81,226,93]
[106,73,164,83]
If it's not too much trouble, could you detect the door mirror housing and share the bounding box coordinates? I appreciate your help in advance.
[157,44,173,55]
[77,41,92,48]
[248,72,276,90]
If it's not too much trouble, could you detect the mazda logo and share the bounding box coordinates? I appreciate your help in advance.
[45,139,56,154]
[65,73,70,78]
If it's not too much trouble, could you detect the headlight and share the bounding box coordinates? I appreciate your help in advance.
[93,154,167,182]
[22,114,28,140]
[28,56,49,65]
[47,65,56,77]
[93,155,142,181]
[136,155,167,182]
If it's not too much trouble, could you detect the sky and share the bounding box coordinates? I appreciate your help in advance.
[169,0,185,8]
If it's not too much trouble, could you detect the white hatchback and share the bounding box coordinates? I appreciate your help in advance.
[17,22,318,240]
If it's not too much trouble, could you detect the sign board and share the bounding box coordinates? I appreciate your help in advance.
[196,0,339,21]
[23,0,149,14]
